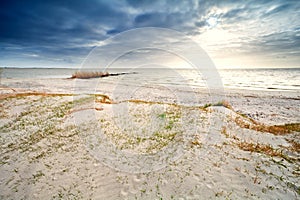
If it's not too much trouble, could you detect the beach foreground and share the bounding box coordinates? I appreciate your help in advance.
[0,77,299,199]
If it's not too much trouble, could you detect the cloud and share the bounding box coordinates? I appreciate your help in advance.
[262,3,292,17]
[0,0,127,46]
[0,0,299,67]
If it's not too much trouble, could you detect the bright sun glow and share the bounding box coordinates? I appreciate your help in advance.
[195,28,239,47]
[206,17,218,28]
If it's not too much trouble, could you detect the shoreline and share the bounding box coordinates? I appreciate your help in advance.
[1,76,299,125]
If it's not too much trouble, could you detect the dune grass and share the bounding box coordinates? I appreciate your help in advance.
[204,100,299,135]
[71,71,109,79]
[203,100,233,109]
[70,71,136,79]
[235,116,300,135]
[237,142,283,157]
[0,92,73,100]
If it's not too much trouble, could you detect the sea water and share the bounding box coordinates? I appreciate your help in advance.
[1,67,299,92]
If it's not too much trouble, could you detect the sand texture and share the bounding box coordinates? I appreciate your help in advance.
[0,77,299,199]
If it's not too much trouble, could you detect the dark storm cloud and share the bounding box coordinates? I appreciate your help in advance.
[0,0,133,66]
[134,12,187,28]
[0,0,127,46]
[0,0,299,67]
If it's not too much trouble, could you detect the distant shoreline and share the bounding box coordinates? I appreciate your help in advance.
[1,66,300,70]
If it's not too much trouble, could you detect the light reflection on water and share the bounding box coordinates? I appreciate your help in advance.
[1,67,300,91]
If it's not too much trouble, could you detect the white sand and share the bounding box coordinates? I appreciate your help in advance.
[0,77,299,199]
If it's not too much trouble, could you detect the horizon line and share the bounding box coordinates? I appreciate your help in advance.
[1,66,300,70]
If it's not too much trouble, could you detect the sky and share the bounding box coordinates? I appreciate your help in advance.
[0,0,299,68]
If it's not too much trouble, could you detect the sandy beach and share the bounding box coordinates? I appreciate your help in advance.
[1,0,300,199]
[0,75,299,199]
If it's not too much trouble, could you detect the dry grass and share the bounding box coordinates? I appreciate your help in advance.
[203,100,299,136]
[190,135,202,147]
[125,99,179,107]
[71,71,109,79]
[234,116,300,135]
[0,92,73,100]
[237,142,283,157]
[203,100,233,109]
[94,94,113,104]
[286,139,300,153]
[266,123,300,134]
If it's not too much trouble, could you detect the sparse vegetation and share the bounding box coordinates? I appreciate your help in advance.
[0,95,87,159]
[237,142,281,157]
[286,138,300,153]
[94,94,113,104]
[234,116,300,135]
[71,71,109,79]
[0,92,73,100]
[70,71,136,79]
[94,102,183,154]
[126,99,179,107]
[203,100,299,135]
[1,91,299,199]
[203,100,232,109]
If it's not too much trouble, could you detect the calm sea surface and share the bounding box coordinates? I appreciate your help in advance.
[1,67,299,92]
